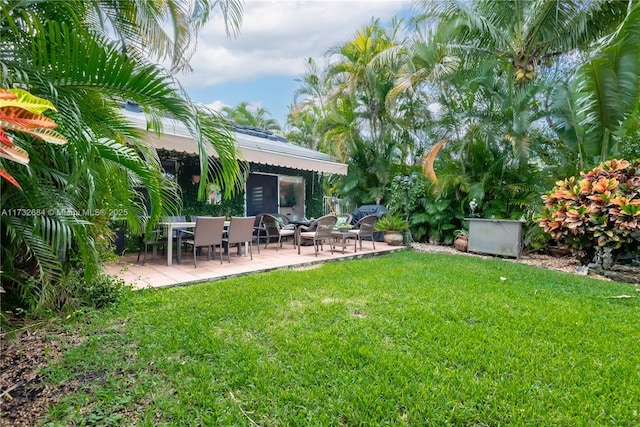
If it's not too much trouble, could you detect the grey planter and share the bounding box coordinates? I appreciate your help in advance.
[465,218,525,258]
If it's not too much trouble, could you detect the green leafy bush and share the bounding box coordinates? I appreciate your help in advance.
[4,269,131,319]
[385,176,463,244]
[71,272,130,309]
[539,159,640,269]
[375,214,409,232]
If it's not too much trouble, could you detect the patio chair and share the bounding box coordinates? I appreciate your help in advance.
[261,214,296,250]
[252,215,267,253]
[273,213,296,230]
[348,214,378,250]
[182,216,226,268]
[297,215,337,256]
[137,228,168,265]
[222,216,256,262]
[258,213,296,230]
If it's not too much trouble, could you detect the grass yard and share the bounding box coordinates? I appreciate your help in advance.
[34,251,640,425]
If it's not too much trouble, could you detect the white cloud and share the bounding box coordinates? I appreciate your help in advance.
[202,100,227,112]
[199,100,266,114]
[177,0,410,89]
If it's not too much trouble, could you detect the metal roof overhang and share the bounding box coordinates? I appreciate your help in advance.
[128,113,348,176]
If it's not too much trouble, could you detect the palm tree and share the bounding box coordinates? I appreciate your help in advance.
[327,20,400,149]
[571,2,640,163]
[537,2,640,171]
[285,104,324,151]
[222,102,282,132]
[292,57,331,116]
[407,0,632,158]
[419,0,630,84]
[0,0,244,312]
[287,57,332,151]
[323,19,405,203]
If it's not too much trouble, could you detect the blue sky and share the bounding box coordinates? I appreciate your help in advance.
[176,1,411,128]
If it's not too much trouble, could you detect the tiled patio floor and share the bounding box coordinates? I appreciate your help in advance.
[104,239,404,290]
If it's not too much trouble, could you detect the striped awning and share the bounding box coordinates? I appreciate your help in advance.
[123,110,348,175]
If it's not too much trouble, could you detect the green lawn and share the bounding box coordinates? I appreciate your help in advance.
[44,251,639,426]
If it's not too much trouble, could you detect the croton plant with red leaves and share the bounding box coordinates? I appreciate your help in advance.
[539,159,640,269]
[0,88,67,189]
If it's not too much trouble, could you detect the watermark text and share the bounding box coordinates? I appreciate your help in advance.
[1,208,127,217]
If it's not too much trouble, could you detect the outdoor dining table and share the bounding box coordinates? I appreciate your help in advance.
[159,220,230,266]
[159,221,195,266]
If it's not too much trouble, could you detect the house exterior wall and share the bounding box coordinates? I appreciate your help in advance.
[159,150,325,219]
[250,164,324,220]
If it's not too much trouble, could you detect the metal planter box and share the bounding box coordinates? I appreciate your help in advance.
[466,218,524,258]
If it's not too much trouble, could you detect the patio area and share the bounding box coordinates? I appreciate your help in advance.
[104,239,403,290]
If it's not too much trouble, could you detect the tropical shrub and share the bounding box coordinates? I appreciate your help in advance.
[0,1,243,317]
[539,159,640,269]
[375,214,409,232]
[400,137,545,245]
[413,193,463,244]
[68,271,130,310]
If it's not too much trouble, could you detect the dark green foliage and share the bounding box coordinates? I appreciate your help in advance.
[159,150,326,219]
[1,269,130,320]
[165,151,246,218]
[374,213,409,231]
[414,195,463,244]
[380,137,547,244]
[67,271,130,310]
[385,176,462,244]
[0,1,243,315]
[305,171,325,219]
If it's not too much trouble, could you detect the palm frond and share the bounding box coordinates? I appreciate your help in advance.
[575,3,640,161]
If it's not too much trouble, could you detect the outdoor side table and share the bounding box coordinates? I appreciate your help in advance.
[331,230,357,254]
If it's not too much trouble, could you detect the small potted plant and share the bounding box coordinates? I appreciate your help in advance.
[375,214,409,245]
[336,223,353,233]
[453,229,468,252]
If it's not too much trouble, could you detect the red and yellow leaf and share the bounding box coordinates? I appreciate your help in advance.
[0,89,17,100]
[0,107,59,130]
[0,128,13,147]
[0,88,58,114]
[1,123,67,145]
[0,144,30,165]
[0,168,22,189]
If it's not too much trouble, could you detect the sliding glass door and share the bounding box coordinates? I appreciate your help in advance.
[246,173,305,219]
[278,176,305,220]
[246,174,278,216]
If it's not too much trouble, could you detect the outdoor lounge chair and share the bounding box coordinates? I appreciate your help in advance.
[348,214,378,250]
[297,215,337,256]
[261,214,296,250]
